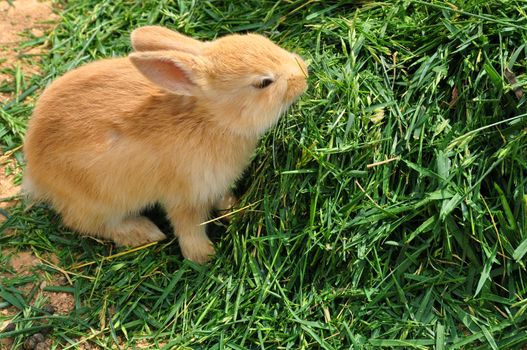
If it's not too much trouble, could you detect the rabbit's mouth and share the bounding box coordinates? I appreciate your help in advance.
[285,76,308,104]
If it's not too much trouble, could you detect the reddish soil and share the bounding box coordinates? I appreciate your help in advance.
[0,0,58,216]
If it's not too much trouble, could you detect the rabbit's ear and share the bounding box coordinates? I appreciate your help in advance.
[131,26,204,55]
[129,51,206,96]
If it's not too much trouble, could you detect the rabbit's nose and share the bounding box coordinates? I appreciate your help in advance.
[285,75,308,102]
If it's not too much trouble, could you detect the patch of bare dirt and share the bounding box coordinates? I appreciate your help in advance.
[0,0,58,221]
[3,250,74,315]
[1,250,75,350]
[39,280,75,316]
[0,151,21,221]
[0,3,68,349]
[0,0,58,102]
[135,339,166,349]
[8,250,41,274]
[0,166,19,203]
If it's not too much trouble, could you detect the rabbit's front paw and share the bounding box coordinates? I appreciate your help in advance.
[109,216,167,247]
[179,232,215,264]
[215,191,238,212]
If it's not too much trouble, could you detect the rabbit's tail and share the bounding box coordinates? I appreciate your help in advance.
[21,170,42,203]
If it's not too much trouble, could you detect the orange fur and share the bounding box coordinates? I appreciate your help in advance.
[23,26,308,263]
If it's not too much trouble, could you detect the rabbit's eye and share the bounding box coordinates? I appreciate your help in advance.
[254,78,274,89]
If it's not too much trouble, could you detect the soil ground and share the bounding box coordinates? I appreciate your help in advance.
[0,2,70,350]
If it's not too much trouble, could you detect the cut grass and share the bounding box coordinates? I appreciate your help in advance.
[1,0,527,349]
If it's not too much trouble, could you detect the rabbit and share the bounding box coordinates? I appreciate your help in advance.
[22,25,308,263]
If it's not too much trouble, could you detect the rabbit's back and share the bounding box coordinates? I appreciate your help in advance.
[24,57,256,212]
[26,58,153,154]
[25,59,173,207]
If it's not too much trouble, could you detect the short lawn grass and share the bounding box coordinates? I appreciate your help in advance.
[1,0,527,349]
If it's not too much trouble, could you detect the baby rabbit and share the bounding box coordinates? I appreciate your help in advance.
[23,26,308,263]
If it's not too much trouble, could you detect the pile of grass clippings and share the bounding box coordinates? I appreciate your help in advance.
[1,1,526,349]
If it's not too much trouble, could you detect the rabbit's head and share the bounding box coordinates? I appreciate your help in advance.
[129,26,308,137]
